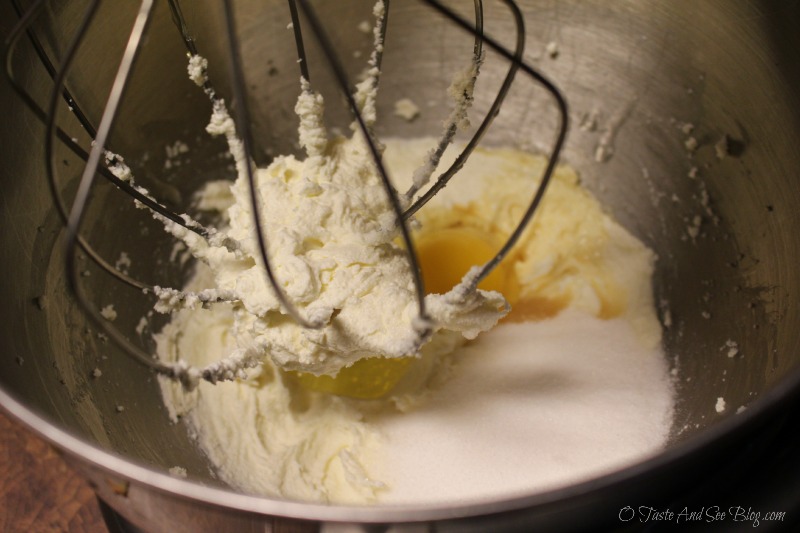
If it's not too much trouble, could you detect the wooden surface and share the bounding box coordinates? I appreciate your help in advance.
[0,410,106,533]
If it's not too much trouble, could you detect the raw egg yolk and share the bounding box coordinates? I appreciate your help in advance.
[414,226,517,299]
[291,356,414,400]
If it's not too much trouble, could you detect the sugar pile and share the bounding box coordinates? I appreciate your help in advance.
[373,311,672,502]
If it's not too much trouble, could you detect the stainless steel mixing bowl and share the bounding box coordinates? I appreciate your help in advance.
[2,1,800,531]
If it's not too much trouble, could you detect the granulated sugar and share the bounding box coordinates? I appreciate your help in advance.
[374,310,673,503]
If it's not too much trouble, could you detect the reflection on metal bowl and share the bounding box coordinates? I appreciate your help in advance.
[1,1,800,531]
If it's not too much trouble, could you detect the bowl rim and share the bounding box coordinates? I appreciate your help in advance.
[2,362,800,524]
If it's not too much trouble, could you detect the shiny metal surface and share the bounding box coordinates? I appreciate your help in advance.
[2,0,800,531]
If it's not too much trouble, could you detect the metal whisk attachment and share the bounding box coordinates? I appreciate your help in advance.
[6,0,568,388]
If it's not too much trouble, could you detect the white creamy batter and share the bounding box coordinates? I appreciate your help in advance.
[165,127,506,376]
[152,43,504,379]
[156,136,673,504]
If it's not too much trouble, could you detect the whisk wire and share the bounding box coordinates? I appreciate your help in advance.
[63,0,153,283]
[10,0,568,385]
[400,0,484,204]
[5,1,147,289]
[8,0,97,138]
[286,0,310,81]
[38,0,153,287]
[403,1,522,220]
[422,0,569,289]
[221,0,328,330]
[61,0,183,379]
[6,0,227,293]
[294,0,431,334]
[166,0,198,56]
